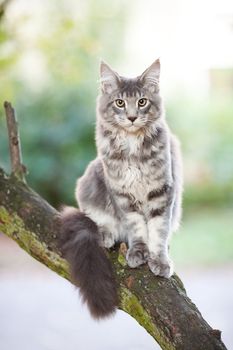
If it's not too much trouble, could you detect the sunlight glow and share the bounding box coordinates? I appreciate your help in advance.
[123,0,233,96]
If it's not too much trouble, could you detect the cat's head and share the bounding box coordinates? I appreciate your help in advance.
[97,59,163,134]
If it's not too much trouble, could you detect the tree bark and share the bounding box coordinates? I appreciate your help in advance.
[4,101,27,182]
[0,168,227,350]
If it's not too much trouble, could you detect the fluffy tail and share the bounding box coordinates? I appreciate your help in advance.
[59,207,118,319]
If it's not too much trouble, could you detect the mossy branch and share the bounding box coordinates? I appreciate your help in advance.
[0,169,227,350]
[0,102,227,349]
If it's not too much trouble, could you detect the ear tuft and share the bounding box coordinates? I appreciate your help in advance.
[140,58,160,93]
[99,61,120,94]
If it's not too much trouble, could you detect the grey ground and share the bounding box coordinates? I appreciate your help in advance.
[0,235,232,350]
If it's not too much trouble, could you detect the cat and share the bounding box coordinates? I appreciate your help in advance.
[59,58,183,319]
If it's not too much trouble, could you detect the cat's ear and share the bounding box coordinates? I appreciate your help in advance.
[100,61,120,94]
[139,58,160,93]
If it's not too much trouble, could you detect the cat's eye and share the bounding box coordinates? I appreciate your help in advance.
[115,99,125,108]
[138,98,148,107]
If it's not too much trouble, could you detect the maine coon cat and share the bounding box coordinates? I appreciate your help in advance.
[59,59,183,319]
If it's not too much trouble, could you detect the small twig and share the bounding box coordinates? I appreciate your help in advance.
[4,101,27,182]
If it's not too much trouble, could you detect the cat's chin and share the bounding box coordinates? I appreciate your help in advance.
[124,124,143,134]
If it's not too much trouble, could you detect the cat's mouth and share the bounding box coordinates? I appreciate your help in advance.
[127,124,143,133]
[118,120,144,133]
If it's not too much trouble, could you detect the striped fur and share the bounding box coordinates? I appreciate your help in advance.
[61,59,183,319]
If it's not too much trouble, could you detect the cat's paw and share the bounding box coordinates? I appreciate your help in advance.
[148,255,173,278]
[126,243,149,268]
[100,229,115,249]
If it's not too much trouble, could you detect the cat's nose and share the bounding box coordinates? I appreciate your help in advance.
[128,116,137,123]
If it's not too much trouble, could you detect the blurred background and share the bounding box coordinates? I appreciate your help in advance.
[0,0,232,349]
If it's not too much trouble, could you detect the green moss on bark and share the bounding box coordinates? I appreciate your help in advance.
[119,287,176,350]
[0,168,228,350]
[0,206,69,279]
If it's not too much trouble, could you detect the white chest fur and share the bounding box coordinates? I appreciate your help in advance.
[108,133,166,202]
[119,162,152,201]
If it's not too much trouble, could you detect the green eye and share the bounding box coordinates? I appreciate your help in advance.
[115,99,125,108]
[138,98,147,107]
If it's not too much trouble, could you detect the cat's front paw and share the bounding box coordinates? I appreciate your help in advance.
[126,242,149,268]
[148,254,173,278]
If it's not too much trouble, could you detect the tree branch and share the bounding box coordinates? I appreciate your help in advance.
[4,101,27,182]
[0,170,227,350]
[0,103,227,350]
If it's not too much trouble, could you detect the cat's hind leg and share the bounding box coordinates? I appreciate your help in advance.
[76,159,119,248]
[84,208,119,248]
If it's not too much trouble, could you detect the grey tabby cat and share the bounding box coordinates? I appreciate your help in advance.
[59,59,183,319]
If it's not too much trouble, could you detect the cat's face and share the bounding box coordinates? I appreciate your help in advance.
[97,59,162,134]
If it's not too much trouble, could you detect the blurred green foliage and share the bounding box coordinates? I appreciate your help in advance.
[0,0,127,205]
[0,0,232,268]
[167,95,233,209]
[171,207,233,266]
[0,0,232,214]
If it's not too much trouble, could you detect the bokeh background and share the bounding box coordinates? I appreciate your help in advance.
[0,0,232,349]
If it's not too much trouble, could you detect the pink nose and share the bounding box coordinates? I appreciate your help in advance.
[128,116,137,123]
